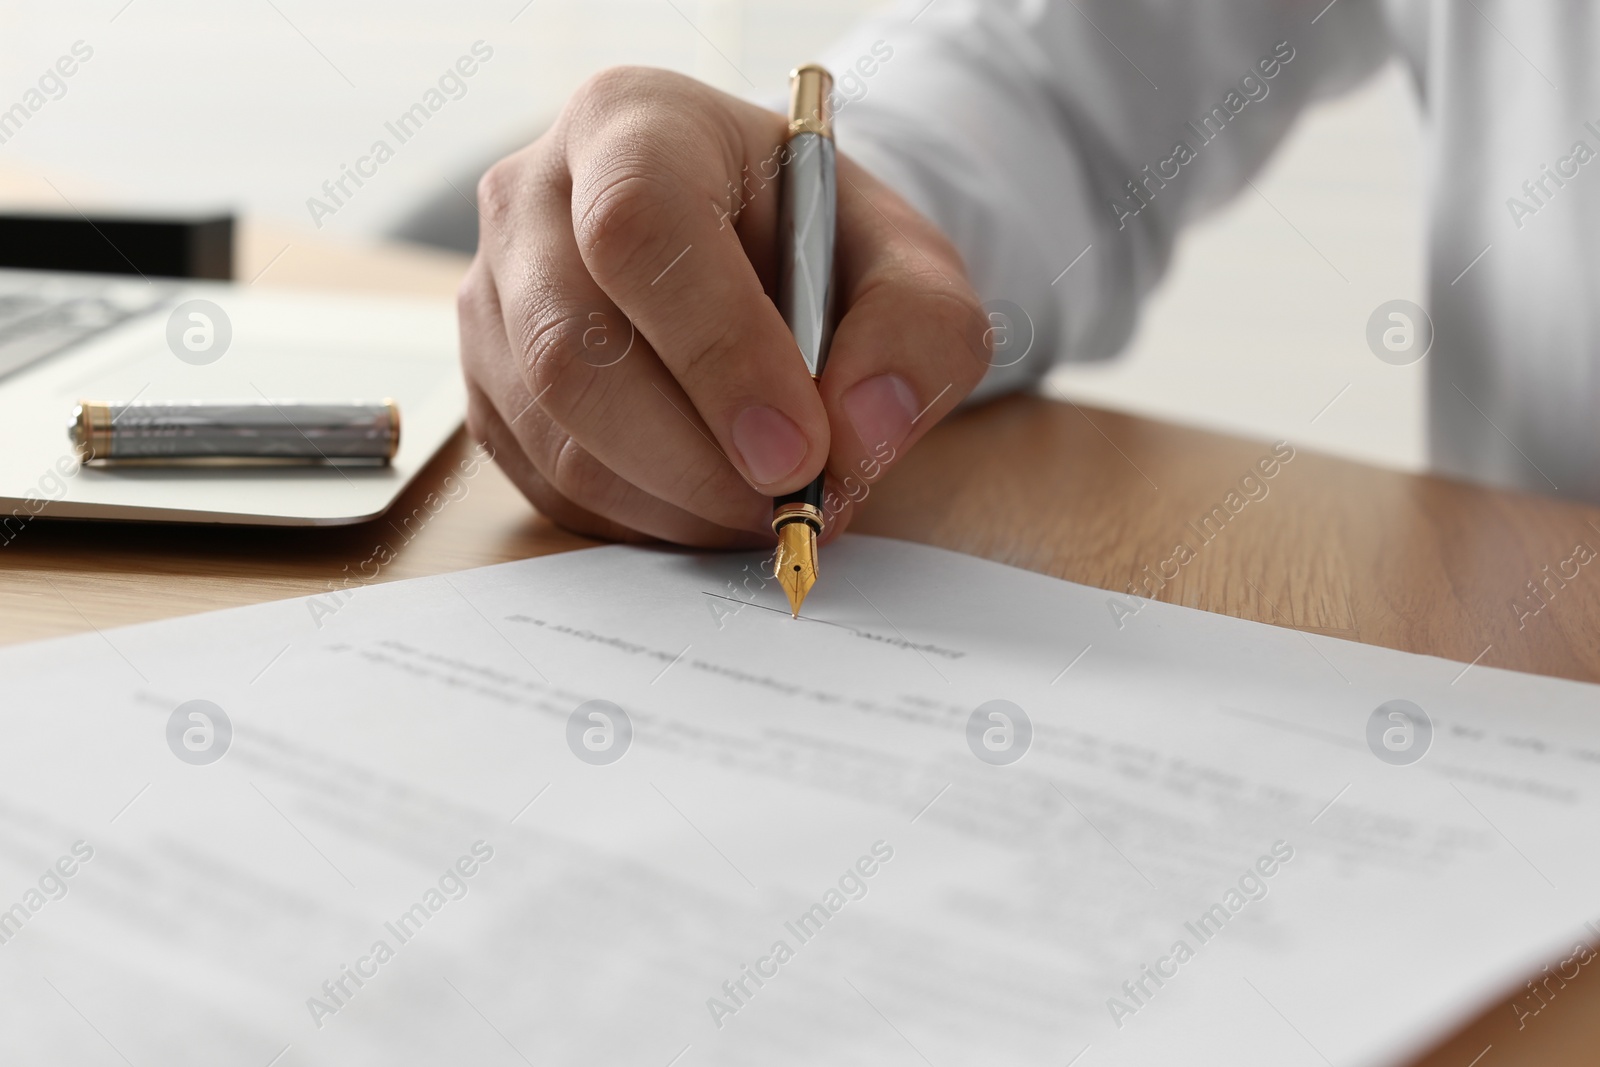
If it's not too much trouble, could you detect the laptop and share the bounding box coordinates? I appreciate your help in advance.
[0,267,465,526]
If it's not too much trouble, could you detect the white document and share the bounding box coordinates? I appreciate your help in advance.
[1,535,1596,1066]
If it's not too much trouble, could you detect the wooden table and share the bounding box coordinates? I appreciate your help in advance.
[3,225,1596,1067]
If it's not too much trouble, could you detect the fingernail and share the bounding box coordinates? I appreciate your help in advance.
[842,374,919,454]
[731,405,808,487]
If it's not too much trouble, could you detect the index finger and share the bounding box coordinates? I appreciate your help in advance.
[563,71,830,497]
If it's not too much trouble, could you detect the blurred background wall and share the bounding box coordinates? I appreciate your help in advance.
[1,0,1424,470]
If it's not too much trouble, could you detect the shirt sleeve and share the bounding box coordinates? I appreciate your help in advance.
[819,0,1393,399]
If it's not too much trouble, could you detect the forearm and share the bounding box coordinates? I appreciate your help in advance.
[821,0,1391,397]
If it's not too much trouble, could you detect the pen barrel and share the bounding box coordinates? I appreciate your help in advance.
[72,400,400,462]
[775,130,837,379]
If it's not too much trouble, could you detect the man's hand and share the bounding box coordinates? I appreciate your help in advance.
[458,66,989,547]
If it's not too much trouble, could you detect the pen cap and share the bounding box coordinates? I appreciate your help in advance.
[788,64,833,138]
[69,399,400,463]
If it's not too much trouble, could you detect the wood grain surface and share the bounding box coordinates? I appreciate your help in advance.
[2,220,1595,1067]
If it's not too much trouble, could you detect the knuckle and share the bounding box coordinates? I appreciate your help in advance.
[513,304,603,416]
[546,433,619,514]
[455,260,493,331]
[573,168,679,281]
[475,156,520,231]
[476,136,561,246]
[668,311,740,387]
[563,68,717,287]
[543,434,587,498]
[516,437,612,537]
[570,65,666,112]
[518,303,584,383]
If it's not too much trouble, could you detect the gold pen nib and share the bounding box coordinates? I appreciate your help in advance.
[774,520,819,618]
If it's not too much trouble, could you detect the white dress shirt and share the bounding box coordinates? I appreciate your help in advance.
[824,0,1600,502]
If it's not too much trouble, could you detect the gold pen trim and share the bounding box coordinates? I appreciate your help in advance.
[787,63,834,138]
[771,501,823,534]
[71,401,113,463]
[383,397,402,460]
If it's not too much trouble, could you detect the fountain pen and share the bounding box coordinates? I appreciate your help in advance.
[771,64,837,617]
